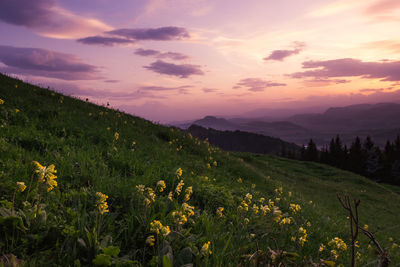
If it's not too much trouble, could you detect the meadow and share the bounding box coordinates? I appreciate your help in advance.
[0,73,399,266]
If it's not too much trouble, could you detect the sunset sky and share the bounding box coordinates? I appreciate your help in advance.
[1,0,400,122]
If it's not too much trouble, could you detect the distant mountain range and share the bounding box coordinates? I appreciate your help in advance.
[174,102,400,147]
[187,124,300,155]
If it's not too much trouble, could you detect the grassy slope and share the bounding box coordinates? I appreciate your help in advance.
[0,73,399,266]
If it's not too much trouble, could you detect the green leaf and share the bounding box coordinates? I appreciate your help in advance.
[92,254,111,266]
[162,255,172,267]
[102,246,120,258]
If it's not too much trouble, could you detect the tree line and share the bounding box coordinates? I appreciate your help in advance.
[282,135,400,185]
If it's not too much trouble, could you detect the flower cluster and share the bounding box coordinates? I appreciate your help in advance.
[95,192,110,215]
[32,161,58,191]
[216,207,224,218]
[16,182,26,192]
[150,220,170,237]
[201,241,212,256]
[156,180,166,192]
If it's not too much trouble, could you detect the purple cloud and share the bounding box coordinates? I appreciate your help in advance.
[107,27,190,41]
[235,78,286,92]
[78,26,190,46]
[134,48,189,60]
[290,58,400,82]
[0,0,110,38]
[143,60,204,78]
[0,45,100,80]
[77,36,134,46]
[264,42,306,61]
[202,88,218,93]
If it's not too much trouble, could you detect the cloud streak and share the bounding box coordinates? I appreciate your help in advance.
[290,58,400,82]
[134,48,189,60]
[77,26,190,46]
[0,45,101,80]
[235,78,286,92]
[143,60,204,78]
[264,42,306,61]
[0,0,111,38]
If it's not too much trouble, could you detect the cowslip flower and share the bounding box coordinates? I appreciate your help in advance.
[32,161,58,191]
[176,168,183,178]
[95,192,109,215]
[114,132,119,141]
[182,203,195,217]
[216,207,224,218]
[16,182,26,192]
[146,235,155,246]
[201,241,212,256]
[237,178,243,183]
[150,220,170,237]
[0,99,4,105]
[175,180,184,196]
[289,204,301,214]
[184,186,193,201]
[157,180,166,192]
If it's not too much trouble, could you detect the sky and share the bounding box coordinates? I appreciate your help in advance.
[1,0,400,122]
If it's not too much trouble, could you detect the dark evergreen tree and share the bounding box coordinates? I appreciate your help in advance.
[349,136,364,174]
[305,139,318,161]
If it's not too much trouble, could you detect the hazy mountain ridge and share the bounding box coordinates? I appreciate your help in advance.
[187,124,300,155]
[177,103,400,147]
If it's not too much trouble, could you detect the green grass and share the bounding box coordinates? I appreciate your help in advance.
[1,73,399,266]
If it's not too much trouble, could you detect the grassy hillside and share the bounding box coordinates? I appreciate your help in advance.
[0,73,399,266]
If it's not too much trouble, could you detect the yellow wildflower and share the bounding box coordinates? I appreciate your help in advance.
[157,180,166,192]
[146,187,156,202]
[289,204,301,214]
[95,192,109,215]
[213,161,217,166]
[245,193,253,203]
[279,217,291,225]
[144,198,151,206]
[306,221,311,227]
[182,203,195,217]
[32,161,58,191]
[176,167,183,178]
[0,99,4,105]
[16,182,26,192]
[309,200,313,204]
[251,184,256,189]
[392,243,399,249]
[175,180,184,196]
[260,205,270,215]
[288,191,292,197]
[15,109,20,113]
[319,244,326,252]
[389,237,394,242]
[201,241,212,256]
[237,178,243,183]
[172,211,188,225]
[216,207,224,218]
[114,132,119,141]
[136,184,145,193]
[184,186,193,201]
[252,204,259,214]
[259,197,265,203]
[328,237,347,251]
[168,191,173,201]
[363,224,369,230]
[291,236,296,242]
[244,218,250,224]
[107,127,110,131]
[206,163,211,169]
